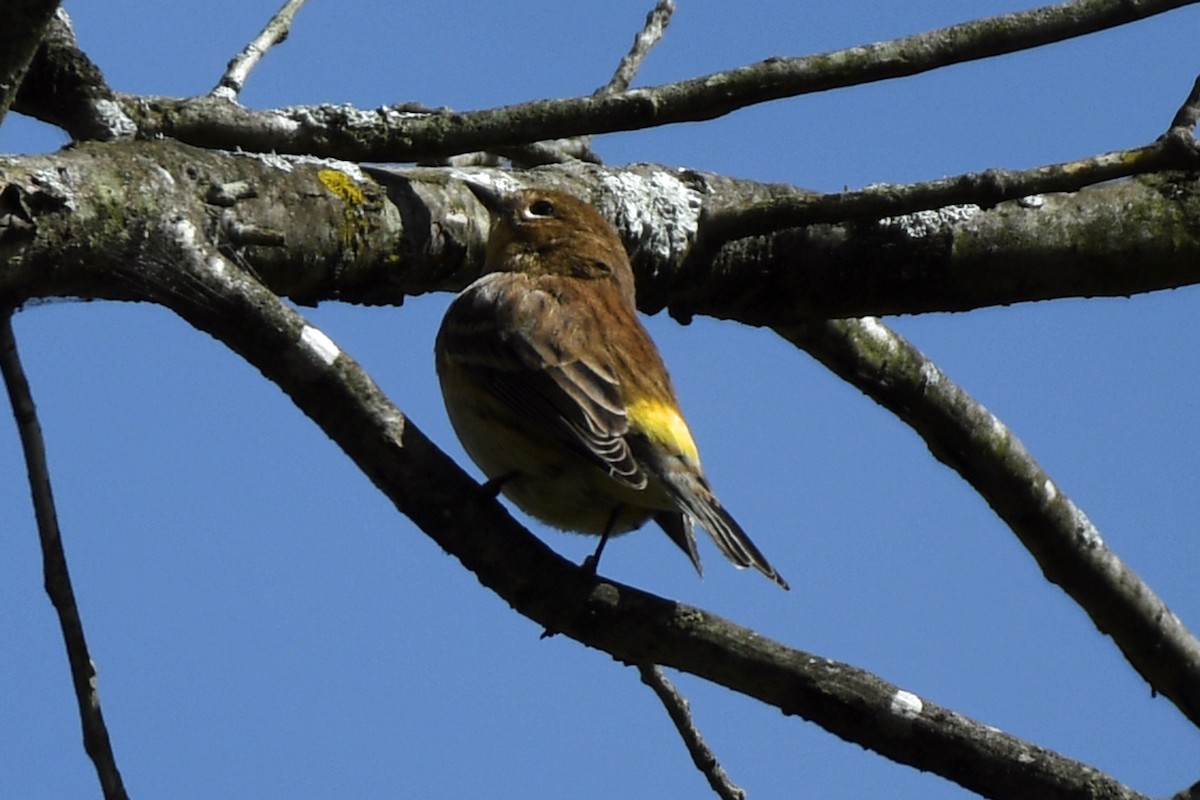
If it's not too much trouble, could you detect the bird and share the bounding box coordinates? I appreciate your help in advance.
[434,181,788,589]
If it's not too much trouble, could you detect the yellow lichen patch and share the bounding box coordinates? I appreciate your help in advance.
[316,169,372,253]
[317,169,365,205]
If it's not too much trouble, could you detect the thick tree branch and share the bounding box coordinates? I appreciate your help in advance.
[669,169,1200,324]
[105,0,1199,162]
[3,143,1200,322]
[97,219,1145,800]
[0,139,1163,796]
[778,317,1200,728]
[0,0,60,127]
[13,10,135,141]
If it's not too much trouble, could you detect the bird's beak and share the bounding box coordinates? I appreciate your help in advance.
[463,180,505,214]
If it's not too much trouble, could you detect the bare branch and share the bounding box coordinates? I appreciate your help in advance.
[211,0,307,101]
[777,317,1200,728]
[116,0,1200,161]
[638,664,745,800]
[13,10,135,141]
[0,0,60,127]
[701,73,1200,243]
[1167,73,1200,132]
[5,145,1200,322]
[599,0,674,95]
[0,312,129,800]
[447,0,675,170]
[0,141,1173,798]
[698,139,1191,245]
[1168,777,1200,800]
[135,222,1147,800]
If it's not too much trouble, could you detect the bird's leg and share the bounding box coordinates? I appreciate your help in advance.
[582,506,622,574]
[543,503,622,641]
[480,470,518,499]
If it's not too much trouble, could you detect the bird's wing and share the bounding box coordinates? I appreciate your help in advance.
[439,275,647,489]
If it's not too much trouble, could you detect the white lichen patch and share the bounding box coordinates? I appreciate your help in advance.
[149,163,176,187]
[598,170,701,263]
[167,217,200,248]
[448,167,524,196]
[30,169,76,210]
[235,150,369,183]
[1069,507,1105,549]
[889,689,923,720]
[918,359,942,389]
[987,413,1008,442]
[90,98,137,139]
[881,203,980,239]
[205,254,228,279]
[299,325,340,367]
[857,316,900,356]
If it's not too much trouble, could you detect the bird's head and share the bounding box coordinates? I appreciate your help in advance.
[465,183,637,301]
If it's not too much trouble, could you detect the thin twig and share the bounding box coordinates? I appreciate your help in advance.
[1167,73,1200,132]
[598,0,674,95]
[211,0,307,101]
[0,311,129,800]
[778,317,1200,728]
[637,664,745,800]
[1168,777,1200,800]
[508,0,674,166]
[699,140,1183,244]
[701,73,1200,243]
[471,1,674,169]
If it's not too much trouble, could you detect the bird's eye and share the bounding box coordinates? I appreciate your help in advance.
[527,199,555,218]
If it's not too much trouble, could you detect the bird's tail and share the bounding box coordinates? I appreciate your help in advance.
[660,469,789,590]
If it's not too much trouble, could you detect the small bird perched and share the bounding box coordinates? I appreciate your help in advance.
[435,182,788,589]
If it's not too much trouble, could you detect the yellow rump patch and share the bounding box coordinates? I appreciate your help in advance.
[627,398,699,464]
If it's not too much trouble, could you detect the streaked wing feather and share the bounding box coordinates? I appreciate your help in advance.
[440,277,645,488]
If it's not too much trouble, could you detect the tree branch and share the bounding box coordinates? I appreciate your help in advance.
[777,317,1200,728]
[1167,73,1200,131]
[697,137,1198,246]
[113,216,1147,799]
[4,143,1200,321]
[211,0,308,101]
[637,664,745,800]
[110,0,1200,162]
[419,0,675,170]
[12,10,135,141]
[0,0,60,127]
[698,71,1200,245]
[598,0,674,95]
[0,132,1180,800]
[0,312,129,800]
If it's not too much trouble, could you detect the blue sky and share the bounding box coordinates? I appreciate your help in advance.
[2,2,1198,798]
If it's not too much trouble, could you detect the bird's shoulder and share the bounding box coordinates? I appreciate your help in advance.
[441,272,617,374]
